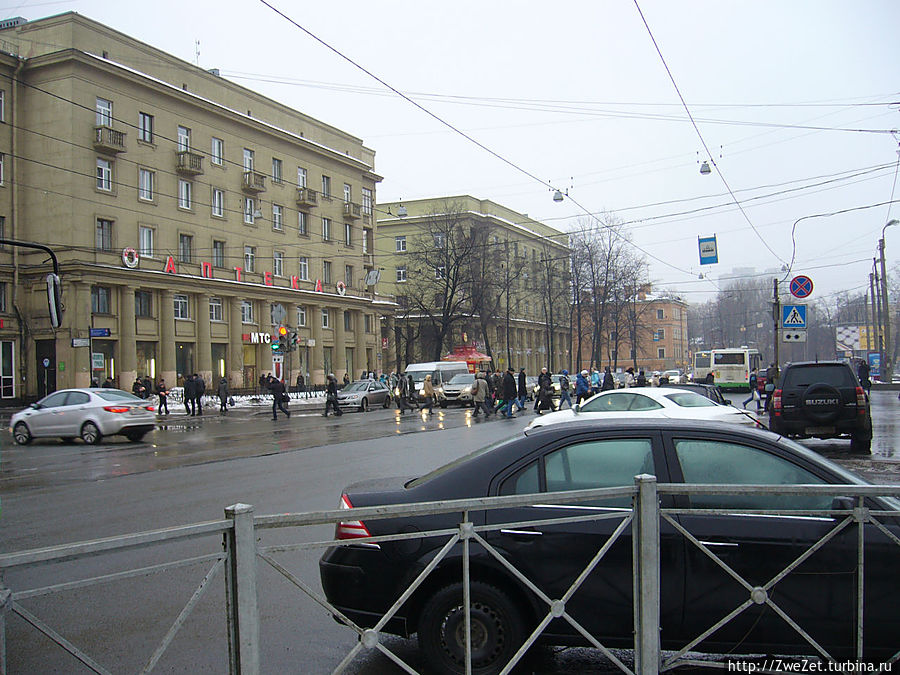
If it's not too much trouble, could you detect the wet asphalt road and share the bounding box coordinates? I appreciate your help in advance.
[0,390,897,673]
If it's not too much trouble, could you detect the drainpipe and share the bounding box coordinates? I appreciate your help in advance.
[11,58,25,394]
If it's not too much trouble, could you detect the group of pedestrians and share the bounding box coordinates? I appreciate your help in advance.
[468,366,573,419]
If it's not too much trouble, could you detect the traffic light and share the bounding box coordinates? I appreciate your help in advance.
[276,326,288,352]
[46,273,63,328]
[290,331,298,349]
[271,338,282,352]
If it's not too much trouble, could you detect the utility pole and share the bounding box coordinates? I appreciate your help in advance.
[879,221,896,381]
[873,263,884,379]
[772,278,780,378]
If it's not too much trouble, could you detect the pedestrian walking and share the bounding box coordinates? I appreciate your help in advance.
[601,366,615,391]
[624,367,636,388]
[157,378,170,415]
[764,362,777,411]
[397,372,411,414]
[558,370,573,409]
[132,376,147,399]
[323,373,342,417]
[343,372,351,387]
[407,374,420,409]
[575,369,591,404]
[472,372,493,417]
[636,370,647,387]
[857,360,871,394]
[102,376,115,388]
[422,374,435,413]
[590,367,601,394]
[516,367,528,412]
[217,377,230,415]
[742,368,761,410]
[269,376,291,420]
[498,367,518,418]
[194,374,206,415]
[535,372,554,414]
[183,374,196,416]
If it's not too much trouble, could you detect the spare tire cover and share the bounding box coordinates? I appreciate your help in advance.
[800,382,842,423]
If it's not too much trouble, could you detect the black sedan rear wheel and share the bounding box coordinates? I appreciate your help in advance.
[418,581,526,675]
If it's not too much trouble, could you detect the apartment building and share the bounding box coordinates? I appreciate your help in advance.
[0,13,385,399]
[377,196,571,373]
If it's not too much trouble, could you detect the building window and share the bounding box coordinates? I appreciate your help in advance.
[96,158,112,191]
[343,183,351,204]
[212,240,225,268]
[244,246,256,273]
[321,175,331,198]
[243,148,254,172]
[211,137,224,165]
[365,314,373,333]
[322,217,332,241]
[396,266,407,283]
[321,308,330,329]
[655,328,666,340]
[243,197,256,225]
[135,290,152,317]
[345,265,353,287]
[91,286,110,313]
[298,257,309,280]
[96,97,112,127]
[241,300,254,323]
[658,348,666,359]
[138,168,154,201]
[178,180,192,209]
[273,251,284,277]
[0,153,3,184]
[212,188,225,217]
[272,204,283,231]
[344,222,352,247]
[272,158,283,183]
[362,187,373,215]
[297,166,307,188]
[657,309,665,320]
[343,311,352,332]
[323,260,332,284]
[435,266,445,280]
[173,294,189,319]
[362,228,371,254]
[0,90,4,124]
[177,125,191,152]
[209,297,223,322]
[395,236,406,252]
[138,112,154,142]
[139,225,154,257]
[0,281,5,313]
[178,234,192,263]
[297,211,307,236]
[297,306,307,327]
[434,233,445,249]
[95,218,113,251]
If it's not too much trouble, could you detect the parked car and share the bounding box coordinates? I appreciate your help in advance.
[336,380,392,412]
[9,388,156,445]
[526,387,756,430]
[441,373,476,406]
[769,361,872,453]
[319,419,899,673]
[660,382,728,405]
[662,369,684,384]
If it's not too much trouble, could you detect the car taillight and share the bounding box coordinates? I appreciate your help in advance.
[855,387,866,413]
[335,494,372,540]
[103,406,130,413]
[144,405,155,412]
[772,389,783,416]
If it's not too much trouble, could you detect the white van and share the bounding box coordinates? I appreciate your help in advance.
[403,361,470,408]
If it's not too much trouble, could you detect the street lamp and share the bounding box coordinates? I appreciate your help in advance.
[879,219,897,381]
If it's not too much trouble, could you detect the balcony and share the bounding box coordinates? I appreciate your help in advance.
[343,202,362,221]
[93,125,126,154]
[175,150,204,176]
[241,170,267,193]
[296,187,318,208]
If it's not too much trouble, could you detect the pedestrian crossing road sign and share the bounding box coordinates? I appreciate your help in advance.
[782,304,807,329]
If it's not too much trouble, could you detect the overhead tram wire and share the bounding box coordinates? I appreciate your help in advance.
[632,0,788,267]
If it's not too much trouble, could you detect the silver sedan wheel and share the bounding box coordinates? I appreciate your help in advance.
[81,421,102,445]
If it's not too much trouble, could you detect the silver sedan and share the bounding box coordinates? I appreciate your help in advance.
[336,380,392,412]
[10,388,157,445]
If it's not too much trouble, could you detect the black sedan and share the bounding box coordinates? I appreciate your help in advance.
[320,419,898,674]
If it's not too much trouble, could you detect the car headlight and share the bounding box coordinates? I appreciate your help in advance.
[346,394,358,400]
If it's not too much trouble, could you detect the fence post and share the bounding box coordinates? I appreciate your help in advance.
[632,474,660,675]
[225,503,259,675]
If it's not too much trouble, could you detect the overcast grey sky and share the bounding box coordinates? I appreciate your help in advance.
[10,0,900,302]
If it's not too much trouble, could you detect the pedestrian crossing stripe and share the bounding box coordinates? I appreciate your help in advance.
[784,308,804,326]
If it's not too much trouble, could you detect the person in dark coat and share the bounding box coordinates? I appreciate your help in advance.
[407,374,420,409]
[132,377,146,399]
[396,373,411,414]
[217,377,230,415]
[857,360,871,393]
[558,370,573,409]
[102,376,115,388]
[194,374,206,415]
[157,378,169,415]
[535,367,553,412]
[183,374,197,415]
[142,375,153,400]
[323,373,342,417]
[269,376,290,420]
[704,371,715,385]
[601,366,615,391]
[575,370,591,404]
[497,367,518,418]
[636,370,647,387]
[517,368,528,412]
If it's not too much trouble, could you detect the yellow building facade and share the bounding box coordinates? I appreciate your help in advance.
[0,13,385,399]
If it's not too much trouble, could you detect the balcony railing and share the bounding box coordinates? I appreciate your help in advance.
[175,150,204,176]
[93,125,126,154]
[295,187,318,208]
[241,170,267,193]
[343,202,362,220]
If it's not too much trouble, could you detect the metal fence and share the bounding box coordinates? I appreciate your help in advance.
[1,480,898,675]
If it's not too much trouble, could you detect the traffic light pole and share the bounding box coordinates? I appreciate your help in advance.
[772,278,780,380]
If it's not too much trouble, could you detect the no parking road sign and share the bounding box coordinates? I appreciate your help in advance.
[790,275,813,299]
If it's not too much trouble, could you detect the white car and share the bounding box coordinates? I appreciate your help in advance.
[10,388,157,445]
[663,369,684,384]
[526,387,757,430]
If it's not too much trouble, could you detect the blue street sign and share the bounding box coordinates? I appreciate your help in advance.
[89,328,111,337]
[781,304,807,329]
[698,236,718,265]
[868,352,881,379]
[789,275,814,299]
